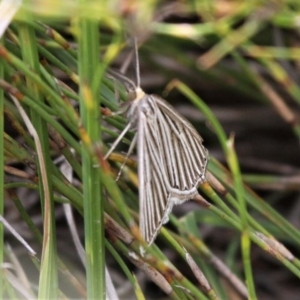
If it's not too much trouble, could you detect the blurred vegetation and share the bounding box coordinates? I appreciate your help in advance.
[1,0,300,299]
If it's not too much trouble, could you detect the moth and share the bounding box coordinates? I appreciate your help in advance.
[105,53,209,245]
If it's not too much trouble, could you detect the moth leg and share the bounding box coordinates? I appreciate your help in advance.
[116,133,137,181]
[104,122,132,160]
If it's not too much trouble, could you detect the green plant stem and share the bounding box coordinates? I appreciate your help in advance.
[17,16,58,299]
[227,136,257,300]
[77,5,104,298]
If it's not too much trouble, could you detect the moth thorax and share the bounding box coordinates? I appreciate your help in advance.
[135,87,145,101]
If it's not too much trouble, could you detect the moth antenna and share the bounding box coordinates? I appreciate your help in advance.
[107,69,136,93]
[120,50,134,74]
[116,134,137,182]
[119,35,135,74]
[133,36,141,88]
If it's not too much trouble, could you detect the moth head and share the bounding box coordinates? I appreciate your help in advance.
[125,84,145,102]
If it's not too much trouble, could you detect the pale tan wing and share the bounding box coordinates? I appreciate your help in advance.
[151,95,208,192]
[138,102,174,244]
[137,95,209,244]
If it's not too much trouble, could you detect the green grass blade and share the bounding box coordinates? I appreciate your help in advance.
[17,17,58,298]
[77,4,105,298]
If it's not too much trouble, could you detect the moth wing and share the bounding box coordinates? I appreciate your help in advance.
[153,95,208,194]
[138,96,209,244]
[138,108,172,244]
